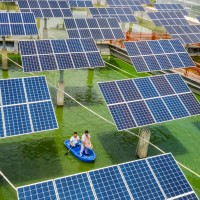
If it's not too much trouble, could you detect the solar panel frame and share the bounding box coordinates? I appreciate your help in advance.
[20,38,105,72]
[124,39,195,73]
[69,1,93,8]
[64,18,125,40]
[98,74,200,130]
[18,0,73,18]
[0,76,58,139]
[0,12,38,36]
[89,7,137,23]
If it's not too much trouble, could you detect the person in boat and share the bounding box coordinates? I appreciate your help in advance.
[70,132,80,147]
[80,130,93,156]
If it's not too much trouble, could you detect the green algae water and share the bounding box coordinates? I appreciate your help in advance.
[0,55,200,199]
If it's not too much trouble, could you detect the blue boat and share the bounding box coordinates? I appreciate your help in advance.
[64,139,96,163]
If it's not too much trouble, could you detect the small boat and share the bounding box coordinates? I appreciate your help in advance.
[64,139,96,163]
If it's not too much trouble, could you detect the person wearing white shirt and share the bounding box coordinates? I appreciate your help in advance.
[70,132,80,147]
[80,130,93,156]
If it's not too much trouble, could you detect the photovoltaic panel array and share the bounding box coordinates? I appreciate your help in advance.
[19,38,105,72]
[64,18,125,40]
[0,76,58,138]
[18,0,72,18]
[106,0,145,11]
[154,4,189,15]
[0,12,38,36]
[164,25,200,44]
[147,11,189,26]
[98,74,200,130]
[124,39,195,72]
[89,7,137,23]
[197,16,200,22]
[69,1,93,7]
[17,153,198,200]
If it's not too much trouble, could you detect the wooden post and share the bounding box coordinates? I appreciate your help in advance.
[57,70,64,106]
[136,128,151,159]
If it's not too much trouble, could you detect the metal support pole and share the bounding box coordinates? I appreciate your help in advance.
[2,36,8,70]
[6,3,9,12]
[57,70,64,106]
[0,171,17,191]
[43,18,48,39]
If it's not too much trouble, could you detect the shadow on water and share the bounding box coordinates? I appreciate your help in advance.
[0,136,63,186]
[148,125,188,156]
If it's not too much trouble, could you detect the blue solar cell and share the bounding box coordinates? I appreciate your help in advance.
[143,56,161,71]
[150,75,175,96]
[87,18,99,28]
[159,40,175,53]
[20,41,37,55]
[167,54,185,68]
[4,104,32,136]
[69,1,77,7]
[52,9,63,17]
[30,101,58,132]
[22,56,41,72]
[24,24,38,35]
[146,98,173,122]
[66,39,84,52]
[107,18,120,28]
[42,9,53,18]
[29,1,39,8]
[79,29,91,38]
[116,80,142,101]
[90,29,104,40]
[136,41,153,55]
[119,160,165,200]
[51,40,68,53]
[62,9,73,17]
[67,29,80,38]
[24,76,50,102]
[38,1,49,8]
[179,93,200,116]
[64,19,77,29]
[130,57,149,72]
[71,53,90,68]
[147,153,193,199]
[89,166,131,199]
[112,29,125,39]
[163,95,189,118]
[11,24,25,35]
[31,9,43,18]
[155,55,173,70]
[9,13,23,23]
[55,173,95,200]
[0,13,9,23]
[17,180,57,200]
[58,1,69,8]
[128,101,155,126]
[39,55,58,71]
[148,41,164,54]
[36,40,53,54]
[98,82,124,105]
[18,1,29,9]
[56,54,74,70]
[0,79,26,105]
[108,103,136,130]
[21,13,35,23]
[177,53,195,67]
[49,1,59,8]
[81,38,98,52]
[0,24,11,36]
[86,52,104,67]
[101,29,115,39]
[166,74,190,93]
[90,8,99,15]
[75,18,88,28]
[134,78,159,98]
[169,40,186,52]
[98,18,110,28]
[124,42,141,56]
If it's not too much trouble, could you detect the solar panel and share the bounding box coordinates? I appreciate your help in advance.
[17,180,57,200]
[197,16,200,22]
[106,0,145,11]
[89,7,137,23]
[119,159,166,200]
[55,173,95,199]
[89,165,131,199]
[98,74,200,130]
[19,38,105,72]
[154,4,189,15]
[64,18,125,40]
[17,153,199,200]
[124,39,195,72]
[0,12,38,36]
[69,1,93,7]
[0,76,58,138]
[18,0,72,18]
[147,11,189,26]
[147,153,194,199]
[164,25,200,44]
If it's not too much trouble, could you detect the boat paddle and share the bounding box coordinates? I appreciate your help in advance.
[65,146,73,155]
